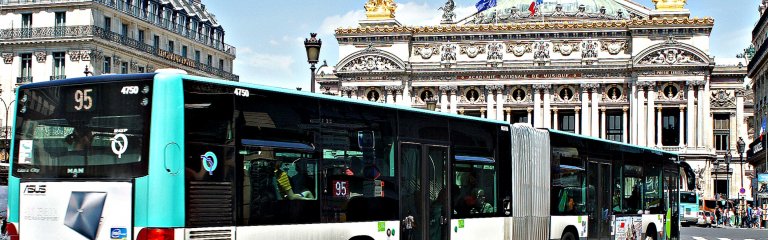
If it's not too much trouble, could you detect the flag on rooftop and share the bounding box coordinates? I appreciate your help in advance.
[475,0,497,12]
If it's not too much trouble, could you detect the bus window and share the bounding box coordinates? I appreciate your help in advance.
[551,147,585,216]
[644,163,663,214]
[452,157,496,217]
[613,163,623,212]
[318,101,398,223]
[623,164,644,214]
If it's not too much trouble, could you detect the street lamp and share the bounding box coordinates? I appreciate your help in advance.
[737,137,746,224]
[425,97,438,111]
[725,151,732,201]
[0,98,15,163]
[304,33,322,93]
[83,66,93,76]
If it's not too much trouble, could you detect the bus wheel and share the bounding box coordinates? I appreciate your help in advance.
[561,231,576,240]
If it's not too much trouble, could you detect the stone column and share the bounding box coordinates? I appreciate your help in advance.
[543,85,552,128]
[704,80,712,149]
[527,107,533,125]
[657,105,663,147]
[647,83,656,147]
[497,86,505,120]
[575,107,582,133]
[449,86,458,114]
[385,86,395,104]
[533,85,543,127]
[395,88,403,105]
[687,82,695,148]
[553,107,559,130]
[480,108,486,119]
[679,105,686,147]
[402,83,411,107]
[630,82,637,144]
[505,108,512,123]
[591,84,600,137]
[622,106,629,143]
[697,81,705,148]
[736,89,746,141]
[600,106,606,139]
[637,84,646,146]
[486,86,495,120]
[581,85,590,135]
[439,86,449,113]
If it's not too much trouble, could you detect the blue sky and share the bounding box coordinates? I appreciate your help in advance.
[205,0,761,88]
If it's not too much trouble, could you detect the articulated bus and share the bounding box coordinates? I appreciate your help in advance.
[4,73,689,240]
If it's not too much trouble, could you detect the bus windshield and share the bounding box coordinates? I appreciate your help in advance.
[680,192,697,204]
[12,79,152,179]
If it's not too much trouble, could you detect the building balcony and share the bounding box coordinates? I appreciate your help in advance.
[0,25,239,81]
[16,76,32,84]
[50,75,66,80]
[93,0,236,57]
[0,0,236,57]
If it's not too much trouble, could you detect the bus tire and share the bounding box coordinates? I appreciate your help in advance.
[644,225,657,240]
[561,231,577,240]
[349,236,374,240]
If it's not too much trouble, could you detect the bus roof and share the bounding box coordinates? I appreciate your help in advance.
[18,73,157,90]
[177,74,510,125]
[547,128,679,156]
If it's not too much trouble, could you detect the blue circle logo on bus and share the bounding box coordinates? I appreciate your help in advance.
[201,151,218,175]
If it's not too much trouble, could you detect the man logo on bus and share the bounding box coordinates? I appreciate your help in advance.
[110,133,128,158]
[201,151,218,175]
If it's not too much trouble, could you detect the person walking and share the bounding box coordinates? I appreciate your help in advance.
[715,207,722,226]
[728,207,735,227]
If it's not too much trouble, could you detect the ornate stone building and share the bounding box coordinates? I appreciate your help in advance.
[748,0,768,205]
[316,0,754,201]
[0,0,237,160]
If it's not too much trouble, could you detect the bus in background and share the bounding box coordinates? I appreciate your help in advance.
[2,72,688,240]
[680,191,699,226]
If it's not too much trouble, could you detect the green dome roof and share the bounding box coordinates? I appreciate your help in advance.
[472,0,630,24]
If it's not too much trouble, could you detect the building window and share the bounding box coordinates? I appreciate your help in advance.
[511,111,528,124]
[194,50,201,63]
[20,53,32,78]
[607,112,622,142]
[219,59,224,70]
[121,23,129,37]
[419,90,434,102]
[52,52,65,79]
[104,17,112,32]
[559,112,576,133]
[121,62,128,74]
[138,29,145,43]
[181,45,188,58]
[54,12,66,36]
[138,66,145,73]
[465,89,480,103]
[153,35,160,50]
[366,90,380,102]
[713,114,730,151]
[168,40,174,53]
[207,55,212,66]
[103,57,112,74]
[661,109,679,146]
[21,13,32,38]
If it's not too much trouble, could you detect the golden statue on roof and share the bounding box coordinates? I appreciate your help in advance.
[365,0,397,20]
[652,0,686,11]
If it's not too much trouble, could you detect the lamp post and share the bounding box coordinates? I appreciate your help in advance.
[304,33,322,93]
[737,137,746,226]
[726,151,732,201]
[0,98,15,163]
[83,65,93,76]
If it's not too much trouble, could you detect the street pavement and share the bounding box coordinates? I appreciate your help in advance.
[681,225,767,240]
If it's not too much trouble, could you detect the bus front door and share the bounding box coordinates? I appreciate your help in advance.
[400,142,450,240]
[587,161,612,240]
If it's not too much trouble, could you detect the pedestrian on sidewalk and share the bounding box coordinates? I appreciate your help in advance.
[728,207,735,227]
[715,207,722,226]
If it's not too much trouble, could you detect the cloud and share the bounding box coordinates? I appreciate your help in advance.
[319,9,366,36]
[233,47,297,85]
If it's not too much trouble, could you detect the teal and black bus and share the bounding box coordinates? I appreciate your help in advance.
[4,72,689,240]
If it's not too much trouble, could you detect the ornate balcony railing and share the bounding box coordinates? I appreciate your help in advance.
[50,75,66,80]
[92,0,236,57]
[17,77,32,84]
[0,25,238,81]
